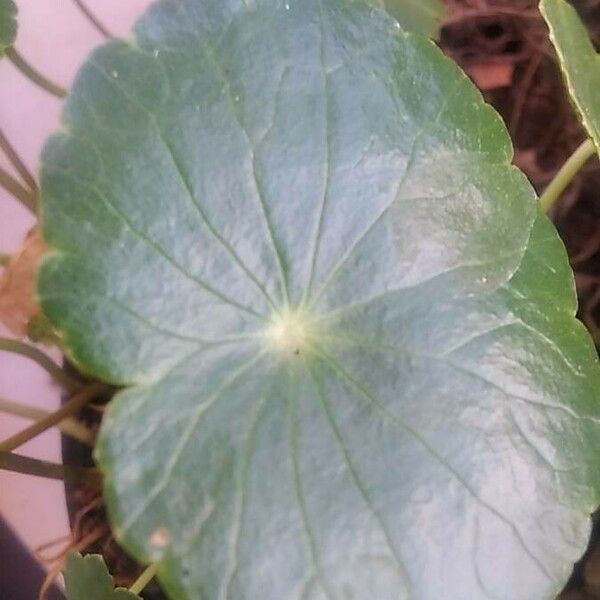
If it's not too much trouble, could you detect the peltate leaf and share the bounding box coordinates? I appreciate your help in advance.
[0,0,16,53]
[63,552,140,600]
[383,0,446,38]
[541,0,600,154]
[39,0,599,598]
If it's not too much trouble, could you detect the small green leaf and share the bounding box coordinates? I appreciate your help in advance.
[541,0,600,154]
[40,0,599,599]
[384,0,446,38]
[64,552,140,600]
[0,0,17,53]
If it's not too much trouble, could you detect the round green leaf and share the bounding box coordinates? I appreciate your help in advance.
[0,0,17,53]
[39,0,599,598]
[64,552,140,600]
[541,0,600,155]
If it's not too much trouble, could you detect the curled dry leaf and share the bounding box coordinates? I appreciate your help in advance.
[0,226,49,338]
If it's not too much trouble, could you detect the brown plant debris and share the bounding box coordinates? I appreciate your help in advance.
[0,226,49,338]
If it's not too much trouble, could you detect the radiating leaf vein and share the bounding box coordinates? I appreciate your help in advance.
[118,351,266,536]
[88,59,279,314]
[315,345,553,582]
[288,375,335,600]
[307,75,469,309]
[221,394,270,600]
[302,0,332,304]
[51,165,266,320]
[309,364,411,587]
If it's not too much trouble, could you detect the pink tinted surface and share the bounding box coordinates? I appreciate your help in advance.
[0,0,149,565]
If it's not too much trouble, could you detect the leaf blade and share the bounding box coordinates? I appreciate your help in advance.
[64,552,141,600]
[541,0,600,155]
[39,1,600,599]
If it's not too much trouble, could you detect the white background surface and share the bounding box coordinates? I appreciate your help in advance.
[0,0,150,565]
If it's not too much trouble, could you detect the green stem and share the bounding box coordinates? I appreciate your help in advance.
[0,127,37,193]
[0,397,94,446]
[72,0,114,39]
[539,138,597,213]
[0,451,102,487]
[0,254,9,267]
[6,48,67,99]
[0,165,37,213]
[0,382,107,452]
[0,337,81,392]
[129,563,160,594]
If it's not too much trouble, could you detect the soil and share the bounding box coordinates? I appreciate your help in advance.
[60,393,164,599]
[57,1,600,598]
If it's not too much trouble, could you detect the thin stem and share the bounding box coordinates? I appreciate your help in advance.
[0,451,102,487]
[0,127,37,192]
[0,397,94,446]
[0,165,37,213]
[0,382,107,453]
[6,48,67,99]
[0,337,81,392]
[72,0,114,39]
[129,563,160,594]
[540,138,597,213]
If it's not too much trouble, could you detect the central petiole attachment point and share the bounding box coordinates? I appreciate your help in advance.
[265,309,313,357]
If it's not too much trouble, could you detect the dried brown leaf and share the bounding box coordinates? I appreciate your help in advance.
[0,227,49,338]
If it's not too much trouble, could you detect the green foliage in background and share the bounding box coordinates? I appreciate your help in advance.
[64,553,140,600]
[541,0,600,155]
[0,0,17,53]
